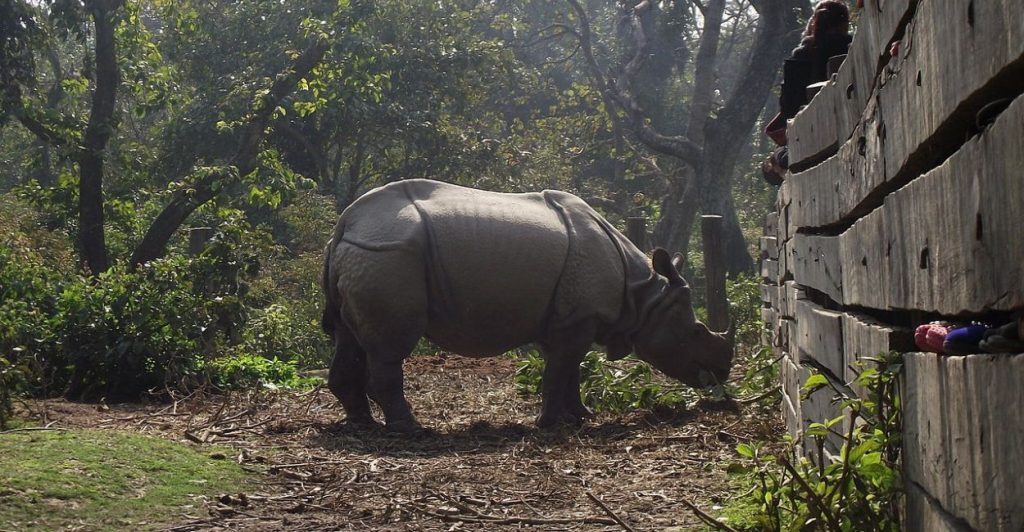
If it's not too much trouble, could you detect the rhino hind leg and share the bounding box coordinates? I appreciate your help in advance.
[367,356,421,434]
[327,323,375,427]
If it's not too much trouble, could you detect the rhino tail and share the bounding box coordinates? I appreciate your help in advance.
[321,237,339,335]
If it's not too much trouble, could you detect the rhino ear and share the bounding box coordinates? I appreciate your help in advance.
[652,248,673,277]
[670,253,689,287]
[652,248,684,285]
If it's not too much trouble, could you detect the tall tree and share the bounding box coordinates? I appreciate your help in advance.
[566,0,803,274]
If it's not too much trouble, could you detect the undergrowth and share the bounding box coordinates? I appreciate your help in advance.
[728,352,904,531]
[512,274,769,414]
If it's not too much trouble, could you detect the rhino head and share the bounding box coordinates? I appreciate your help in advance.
[633,248,735,388]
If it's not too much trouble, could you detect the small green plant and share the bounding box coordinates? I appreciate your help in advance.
[207,352,318,389]
[514,350,696,414]
[732,352,903,531]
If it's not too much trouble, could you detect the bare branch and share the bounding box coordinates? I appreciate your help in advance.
[609,1,703,167]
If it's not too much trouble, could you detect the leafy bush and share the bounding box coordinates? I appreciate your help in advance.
[733,352,903,531]
[1,193,307,401]
[514,350,695,414]
[228,302,327,369]
[206,352,317,389]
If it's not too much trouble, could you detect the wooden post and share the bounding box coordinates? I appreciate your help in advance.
[626,216,648,252]
[701,215,728,332]
[187,227,215,256]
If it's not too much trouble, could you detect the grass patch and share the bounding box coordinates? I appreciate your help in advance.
[0,429,254,530]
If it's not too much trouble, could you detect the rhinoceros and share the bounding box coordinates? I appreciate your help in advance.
[321,179,734,432]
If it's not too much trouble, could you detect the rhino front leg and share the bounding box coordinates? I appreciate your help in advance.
[327,323,375,427]
[563,363,593,421]
[536,344,589,429]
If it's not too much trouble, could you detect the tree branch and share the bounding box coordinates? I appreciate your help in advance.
[129,37,330,267]
[611,1,703,167]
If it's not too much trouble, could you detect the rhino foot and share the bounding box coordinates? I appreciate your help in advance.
[566,402,594,420]
[535,411,586,430]
[344,415,380,430]
[385,418,424,435]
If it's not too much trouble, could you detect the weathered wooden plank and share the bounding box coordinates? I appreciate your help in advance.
[760,259,780,284]
[787,0,917,168]
[793,299,845,379]
[760,236,779,261]
[796,362,844,455]
[904,482,972,532]
[764,212,779,240]
[789,0,1024,229]
[789,234,843,303]
[789,95,886,229]
[903,353,1024,532]
[777,318,791,351]
[838,207,890,310]
[781,354,802,441]
[841,313,913,394]
[880,0,1024,186]
[780,281,803,319]
[841,94,1024,313]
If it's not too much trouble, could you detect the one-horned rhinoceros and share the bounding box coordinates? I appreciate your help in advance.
[321,179,734,432]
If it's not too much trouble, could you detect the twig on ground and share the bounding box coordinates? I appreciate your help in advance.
[408,502,617,526]
[586,491,636,532]
[735,386,780,404]
[680,497,739,532]
[0,426,65,434]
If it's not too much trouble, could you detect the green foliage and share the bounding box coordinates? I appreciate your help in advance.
[227,303,327,370]
[0,193,321,401]
[207,352,316,390]
[514,350,695,414]
[732,352,904,531]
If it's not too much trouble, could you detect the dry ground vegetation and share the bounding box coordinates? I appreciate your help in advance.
[14,352,781,531]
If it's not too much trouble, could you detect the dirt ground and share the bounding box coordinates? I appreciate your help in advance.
[22,354,781,531]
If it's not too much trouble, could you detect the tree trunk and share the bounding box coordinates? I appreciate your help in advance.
[652,174,699,255]
[697,0,802,275]
[77,1,123,274]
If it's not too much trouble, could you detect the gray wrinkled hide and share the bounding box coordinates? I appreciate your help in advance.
[321,179,726,430]
[323,179,662,359]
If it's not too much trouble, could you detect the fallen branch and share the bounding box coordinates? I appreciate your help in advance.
[586,491,637,532]
[680,498,739,532]
[735,386,781,404]
[408,502,616,526]
[0,426,65,435]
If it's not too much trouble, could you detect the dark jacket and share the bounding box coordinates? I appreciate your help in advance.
[779,32,853,119]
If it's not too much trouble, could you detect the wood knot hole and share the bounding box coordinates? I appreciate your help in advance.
[919,246,930,270]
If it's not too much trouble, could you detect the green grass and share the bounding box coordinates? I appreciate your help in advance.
[0,429,254,531]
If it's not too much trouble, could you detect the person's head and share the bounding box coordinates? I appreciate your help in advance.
[805,1,851,40]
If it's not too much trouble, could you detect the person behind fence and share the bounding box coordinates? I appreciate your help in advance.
[762,0,852,185]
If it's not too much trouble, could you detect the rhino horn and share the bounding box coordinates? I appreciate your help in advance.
[715,319,736,346]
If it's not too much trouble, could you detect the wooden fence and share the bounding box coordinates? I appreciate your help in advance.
[759,0,1023,529]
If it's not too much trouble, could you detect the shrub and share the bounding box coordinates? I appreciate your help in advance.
[514,350,695,414]
[206,352,317,389]
[733,352,903,531]
[229,302,327,369]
